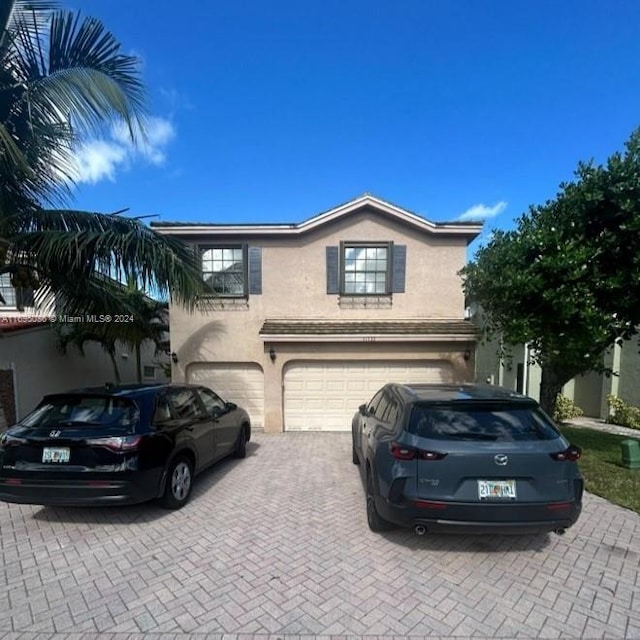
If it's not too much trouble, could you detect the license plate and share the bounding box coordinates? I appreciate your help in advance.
[478,479,516,500]
[42,447,70,463]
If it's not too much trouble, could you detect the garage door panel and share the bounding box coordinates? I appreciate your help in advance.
[284,360,452,432]
[187,363,264,429]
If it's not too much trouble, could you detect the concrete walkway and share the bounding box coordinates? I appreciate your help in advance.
[563,415,640,438]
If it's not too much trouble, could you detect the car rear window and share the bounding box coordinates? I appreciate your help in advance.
[408,403,560,441]
[20,395,139,428]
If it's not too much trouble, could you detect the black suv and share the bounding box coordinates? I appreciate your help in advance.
[0,383,251,509]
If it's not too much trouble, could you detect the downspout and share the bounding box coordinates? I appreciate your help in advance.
[523,342,529,396]
[10,361,18,423]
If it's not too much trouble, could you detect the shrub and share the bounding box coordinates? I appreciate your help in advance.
[606,394,640,430]
[553,395,584,422]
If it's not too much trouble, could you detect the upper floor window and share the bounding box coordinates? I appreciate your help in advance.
[201,246,246,297]
[0,274,16,307]
[342,243,389,295]
[326,243,406,296]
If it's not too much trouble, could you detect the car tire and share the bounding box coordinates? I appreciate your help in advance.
[160,456,193,510]
[352,438,360,465]
[366,466,391,532]
[233,425,247,459]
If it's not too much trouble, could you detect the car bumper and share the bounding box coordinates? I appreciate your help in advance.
[0,470,162,507]
[376,496,582,534]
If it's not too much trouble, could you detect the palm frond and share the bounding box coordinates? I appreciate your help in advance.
[8,208,206,310]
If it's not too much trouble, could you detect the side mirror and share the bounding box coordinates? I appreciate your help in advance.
[359,404,367,415]
[225,402,237,411]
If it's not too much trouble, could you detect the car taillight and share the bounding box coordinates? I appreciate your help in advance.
[85,435,142,452]
[389,443,447,461]
[550,445,582,462]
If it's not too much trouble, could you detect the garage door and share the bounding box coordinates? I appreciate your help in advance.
[186,363,264,429]
[283,360,452,431]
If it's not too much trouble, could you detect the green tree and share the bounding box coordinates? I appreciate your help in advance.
[462,129,640,417]
[0,1,203,312]
[57,278,170,384]
[57,324,122,384]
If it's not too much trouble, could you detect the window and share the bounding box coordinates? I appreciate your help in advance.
[201,247,246,296]
[143,365,156,380]
[166,388,203,420]
[153,394,174,423]
[408,403,560,442]
[367,391,385,416]
[21,395,139,428]
[197,388,226,415]
[0,274,16,307]
[342,243,389,295]
[381,398,399,425]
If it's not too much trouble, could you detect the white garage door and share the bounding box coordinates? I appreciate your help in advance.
[187,363,264,429]
[283,360,452,431]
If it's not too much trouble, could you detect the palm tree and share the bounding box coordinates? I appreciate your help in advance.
[57,323,123,384]
[57,277,171,384]
[1,1,203,312]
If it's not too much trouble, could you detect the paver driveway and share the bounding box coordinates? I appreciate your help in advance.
[1,433,639,640]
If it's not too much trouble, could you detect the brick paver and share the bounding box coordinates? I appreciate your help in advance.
[1,433,639,640]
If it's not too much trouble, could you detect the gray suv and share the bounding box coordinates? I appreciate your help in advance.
[352,383,583,536]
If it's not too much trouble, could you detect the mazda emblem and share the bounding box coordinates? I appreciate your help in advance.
[494,454,508,466]
[49,430,61,438]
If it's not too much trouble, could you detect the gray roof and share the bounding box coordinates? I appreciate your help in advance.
[259,319,477,336]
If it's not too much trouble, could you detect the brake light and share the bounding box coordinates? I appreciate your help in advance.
[85,435,142,452]
[550,445,582,462]
[389,443,446,461]
[390,443,416,460]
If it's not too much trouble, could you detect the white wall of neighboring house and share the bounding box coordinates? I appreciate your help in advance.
[0,324,167,424]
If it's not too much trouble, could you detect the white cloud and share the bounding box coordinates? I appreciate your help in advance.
[458,201,508,222]
[70,116,176,184]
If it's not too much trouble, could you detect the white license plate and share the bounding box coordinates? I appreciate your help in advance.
[42,447,70,463]
[478,479,517,500]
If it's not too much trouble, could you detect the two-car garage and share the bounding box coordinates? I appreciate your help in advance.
[186,359,453,433]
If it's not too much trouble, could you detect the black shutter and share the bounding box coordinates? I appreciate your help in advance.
[248,246,262,295]
[391,245,406,293]
[326,246,339,294]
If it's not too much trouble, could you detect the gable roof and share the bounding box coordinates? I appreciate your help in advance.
[151,193,483,241]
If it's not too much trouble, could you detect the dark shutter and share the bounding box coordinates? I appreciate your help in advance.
[326,246,339,294]
[248,246,262,295]
[391,245,406,293]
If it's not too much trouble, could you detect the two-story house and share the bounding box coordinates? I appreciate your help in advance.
[152,195,482,433]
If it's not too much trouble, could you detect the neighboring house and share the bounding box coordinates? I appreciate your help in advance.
[0,320,168,428]
[472,306,639,419]
[0,276,169,428]
[152,194,482,433]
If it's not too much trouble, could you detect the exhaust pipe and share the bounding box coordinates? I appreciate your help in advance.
[414,525,427,536]
[554,528,566,536]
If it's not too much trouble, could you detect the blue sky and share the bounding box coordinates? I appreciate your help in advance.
[69,0,640,249]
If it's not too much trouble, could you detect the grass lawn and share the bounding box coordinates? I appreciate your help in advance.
[560,425,640,514]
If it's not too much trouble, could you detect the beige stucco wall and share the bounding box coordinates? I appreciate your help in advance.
[170,211,469,358]
[168,210,474,432]
[0,324,167,421]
